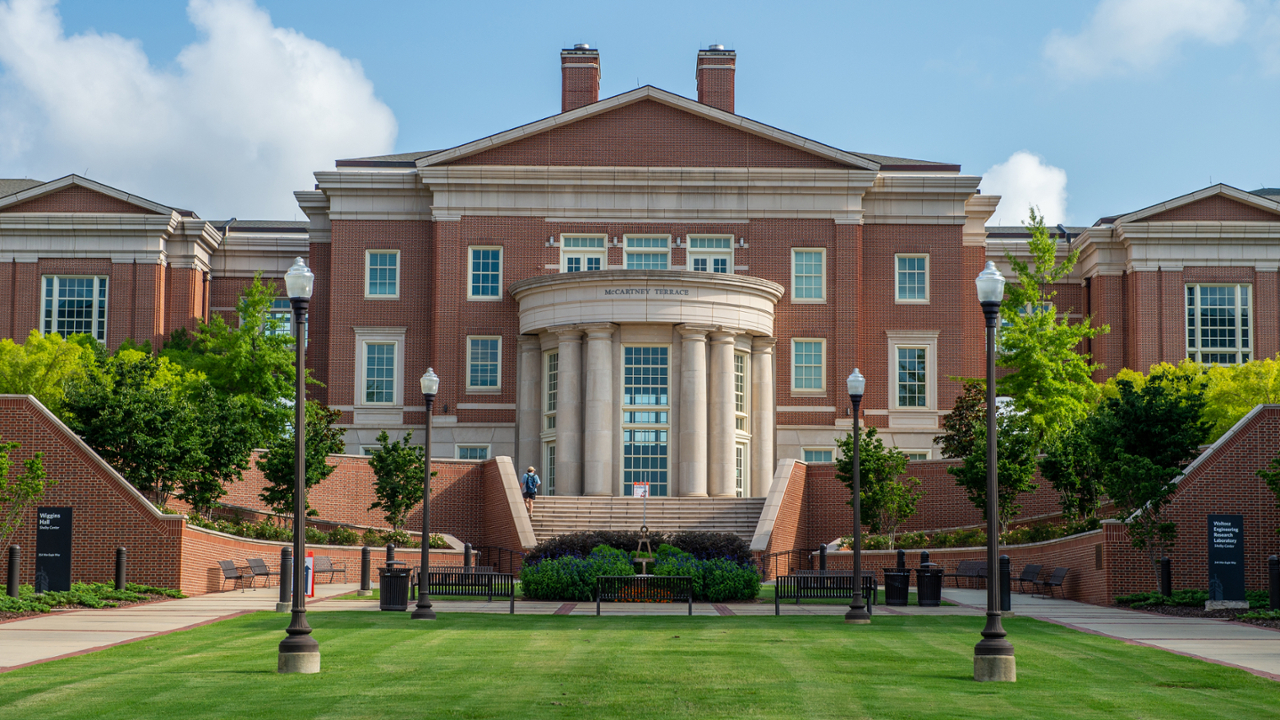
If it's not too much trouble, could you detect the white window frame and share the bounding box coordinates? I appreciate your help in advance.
[456,445,491,461]
[802,448,835,463]
[901,449,932,461]
[624,235,671,270]
[363,342,398,406]
[687,235,734,274]
[544,350,559,430]
[1186,283,1252,365]
[734,351,749,432]
[467,246,504,301]
[42,275,109,342]
[264,297,293,337]
[790,338,827,396]
[735,441,749,497]
[560,234,607,273]
[893,345,929,410]
[894,253,930,304]
[360,446,380,456]
[544,442,557,496]
[466,335,503,393]
[364,249,400,299]
[352,327,406,408]
[790,248,827,304]
[621,343,672,497]
[885,331,939,419]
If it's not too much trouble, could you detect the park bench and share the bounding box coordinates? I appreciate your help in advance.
[1032,567,1069,598]
[775,572,875,616]
[1014,564,1043,593]
[245,558,279,587]
[313,555,346,583]
[944,560,987,588]
[217,560,253,591]
[595,575,694,616]
[408,570,517,613]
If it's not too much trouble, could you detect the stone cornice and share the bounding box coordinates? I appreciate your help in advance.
[310,170,431,221]
[0,214,179,265]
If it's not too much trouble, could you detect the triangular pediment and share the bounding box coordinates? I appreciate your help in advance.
[1116,184,1280,225]
[420,86,879,171]
[0,175,172,215]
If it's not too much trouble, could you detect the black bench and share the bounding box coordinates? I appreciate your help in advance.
[245,558,279,587]
[409,570,517,613]
[218,560,253,591]
[944,560,987,588]
[312,556,346,583]
[595,575,694,616]
[1015,564,1043,593]
[1032,567,1069,598]
[775,572,875,615]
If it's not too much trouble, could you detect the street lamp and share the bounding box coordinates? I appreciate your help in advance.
[973,261,1015,682]
[845,368,870,624]
[278,257,319,674]
[412,368,441,620]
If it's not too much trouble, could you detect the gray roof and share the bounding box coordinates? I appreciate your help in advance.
[218,219,310,232]
[848,153,959,170]
[0,178,43,198]
[985,225,1088,238]
[1252,188,1280,198]
[336,150,441,167]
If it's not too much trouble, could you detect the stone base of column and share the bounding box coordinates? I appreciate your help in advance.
[973,655,1016,682]
[356,590,373,597]
[274,602,290,612]
[278,651,321,674]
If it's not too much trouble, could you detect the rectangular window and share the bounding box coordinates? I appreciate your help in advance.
[544,443,556,496]
[468,247,502,300]
[895,254,929,303]
[791,249,826,303]
[365,250,399,297]
[544,350,558,430]
[622,345,670,496]
[42,276,108,342]
[1187,284,1252,364]
[896,346,928,408]
[625,236,670,270]
[561,235,606,273]
[364,343,396,404]
[467,336,501,390]
[735,442,748,497]
[803,449,834,463]
[688,235,733,274]
[361,446,379,456]
[265,298,293,337]
[734,351,748,431]
[903,451,930,461]
[457,445,489,460]
[791,339,826,392]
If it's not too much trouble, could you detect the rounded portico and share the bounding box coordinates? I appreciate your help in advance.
[510,270,784,499]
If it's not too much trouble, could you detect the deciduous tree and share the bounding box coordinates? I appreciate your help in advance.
[1038,419,1104,520]
[947,412,1039,534]
[256,402,345,521]
[934,380,986,459]
[835,426,925,549]
[0,439,50,549]
[368,430,427,534]
[0,330,99,421]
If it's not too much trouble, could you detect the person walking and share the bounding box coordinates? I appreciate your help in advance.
[521,466,541,515]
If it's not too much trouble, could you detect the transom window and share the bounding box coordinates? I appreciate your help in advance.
[792,249,826,302]
[42,276,107,342]
[625,236,670,270]
[467,336,501,390]
[1187,284,1251,364]
[895,254,929,303]
[561,235,605,273]
[803,449,834,463]
[457,446,489,460]
[365,250,399,297]
[896,347,928,408]
[622,346,670,497]
[364,343,396,404]
[544,350,559,430]
[688,236,733,274]
[791,339,825,392]
[468,247,502,300]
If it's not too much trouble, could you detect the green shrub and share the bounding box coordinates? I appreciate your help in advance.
[525,531,751,566]
[305,526,328,544]
[327,526,360,546]
[653,554,760,602]
[0,582,184,614]
[1239,609,1280,620]
[520,545,635,601]
[897,531,931,549]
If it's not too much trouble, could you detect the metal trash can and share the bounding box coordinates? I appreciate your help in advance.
[915,567,943,607]
[883,569,911,606]
[379,561,411,611]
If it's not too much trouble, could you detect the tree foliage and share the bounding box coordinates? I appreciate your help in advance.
[934,380,986,459]
[0,330,100,421]
[0,438,50,549]
[834,426,925,549]
[1038,422,1104,521]
[1259,451,1280,535]
[1202,357,1280,440]
[256,402,345,520]
[947,412,1040,534]
[368,430,427,533]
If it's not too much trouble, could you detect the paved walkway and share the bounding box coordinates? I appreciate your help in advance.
[2,582,1278,680]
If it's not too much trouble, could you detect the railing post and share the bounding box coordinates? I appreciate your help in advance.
[386,543,395,564]
[7,545,18,599]
[277,547,292,612]
[999,555,1011,612]
[115,547,127,591]
[920,550,930,567]
[819,544,827,576]
[1160,557,1172,597]
[359,546,372,596]
[464,542,472,573]
[1269,555,1279,612]
[896,549,906,571]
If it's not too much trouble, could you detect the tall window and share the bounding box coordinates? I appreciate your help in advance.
[896,347,927,408]
[625,236,669,270]
[791,339,825,392]
[791,249,826,302]
[42,276,108,342]
[365,250,399,297]
[688,236,732,274]
[544,443,556,496]
[364,343,396,404]
[544,350,559,430]
[734,352,748,431]
[467,336,501,390]
[1187,284,1252,364]
[735,442,748,497]
[561,236,605,272]
[265,298,293,337]
[895,254,929,303]
[622,346,670,496]
[468,247,502,300]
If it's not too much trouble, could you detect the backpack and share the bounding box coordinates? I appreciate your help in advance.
[523,473,540,493]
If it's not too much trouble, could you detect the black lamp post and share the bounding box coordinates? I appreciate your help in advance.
[412,368,440,620]
[278,257,319,674]
[845,368,870,624]
[973,260,1015,682]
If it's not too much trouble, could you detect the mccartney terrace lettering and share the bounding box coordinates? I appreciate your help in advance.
[603,288,690,296]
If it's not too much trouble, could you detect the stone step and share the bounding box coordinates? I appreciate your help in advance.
[529,496,765,543]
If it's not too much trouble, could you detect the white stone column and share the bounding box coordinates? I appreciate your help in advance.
[751,336,777,497]
[678,325,711,497]
[708,329,737,497]
[516,336,542,477]
[554,326,584,496]
[581,323,615,496]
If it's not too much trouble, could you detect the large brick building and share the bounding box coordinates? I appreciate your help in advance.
[3,45,1279,499]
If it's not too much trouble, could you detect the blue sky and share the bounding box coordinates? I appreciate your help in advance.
[1,0,1278,222]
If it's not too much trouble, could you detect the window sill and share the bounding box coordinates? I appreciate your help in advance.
[789,390,828,398]
[790,298,827,305]
[894,298,930,305]
[465,296,504,302]
[364,294,401,300]
[465,388,502,395]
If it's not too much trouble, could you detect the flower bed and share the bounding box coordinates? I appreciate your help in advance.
[520,540,760,602]
[0,582,185,621]
[839,517,1102,551]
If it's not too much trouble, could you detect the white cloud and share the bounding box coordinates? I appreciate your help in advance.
[979,151,1069,227]
[1045,0,1247,78]
[0,0,396,219]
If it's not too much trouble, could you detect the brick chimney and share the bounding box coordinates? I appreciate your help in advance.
[696,45,735,113]
[561,44,600,113]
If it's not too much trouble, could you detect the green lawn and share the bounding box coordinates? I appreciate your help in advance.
[330,585,939,606]
[1,613,1276,719]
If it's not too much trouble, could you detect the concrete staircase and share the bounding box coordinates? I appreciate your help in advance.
[529,496,766,543]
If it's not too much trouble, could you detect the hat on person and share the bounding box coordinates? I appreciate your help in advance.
[528,466,536,473]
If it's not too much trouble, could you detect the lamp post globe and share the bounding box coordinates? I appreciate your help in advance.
[972,261,1015,682]
[844,368,870,624]
[412,368,441,620]
[278,257,319,674]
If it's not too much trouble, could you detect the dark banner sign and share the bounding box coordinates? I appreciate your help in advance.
[1207,514,1245,602]
[35,506,72,593]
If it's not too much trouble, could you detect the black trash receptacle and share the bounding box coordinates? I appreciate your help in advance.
[915,567,943,607]
[379,561,411,611]
[883,569,911,606]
